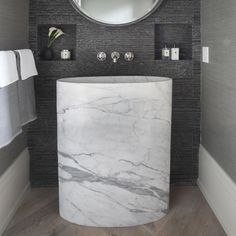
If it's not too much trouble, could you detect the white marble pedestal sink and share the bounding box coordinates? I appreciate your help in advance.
[57,76,172,227]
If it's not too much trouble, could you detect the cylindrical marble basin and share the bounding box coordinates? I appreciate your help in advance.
[57,76,172,227]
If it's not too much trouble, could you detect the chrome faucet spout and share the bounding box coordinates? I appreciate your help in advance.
[111,52,120,63]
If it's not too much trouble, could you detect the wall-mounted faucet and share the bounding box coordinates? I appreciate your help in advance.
[97,52,107,61]
[111,52,120,63]
[124,52,134,62]
[97,51,134,63]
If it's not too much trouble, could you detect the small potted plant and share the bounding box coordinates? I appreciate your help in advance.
[41,27,65,60]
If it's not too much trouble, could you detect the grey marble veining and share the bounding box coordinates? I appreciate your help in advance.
[57,76,172,227]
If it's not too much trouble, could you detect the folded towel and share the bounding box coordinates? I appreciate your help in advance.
[15,49,38,80]
[0,83,22,149]
[0,77,37,149]
[18,77,37,126]
[0,51,19,88]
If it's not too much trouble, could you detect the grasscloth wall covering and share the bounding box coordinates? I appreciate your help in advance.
[0,0,29,176]
[201,0,236,182]
[29,0,201,187]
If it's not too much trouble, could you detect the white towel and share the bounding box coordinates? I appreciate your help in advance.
[0,51,19,88]
[0,83,22,149]
[15,49,38,80]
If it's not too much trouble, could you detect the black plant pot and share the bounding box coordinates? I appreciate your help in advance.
[41,47,53,60]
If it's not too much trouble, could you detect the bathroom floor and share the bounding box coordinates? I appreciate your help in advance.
[3,187,226,236]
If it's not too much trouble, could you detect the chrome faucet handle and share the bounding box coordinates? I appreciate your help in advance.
[111,52,120,63]
[97,52,107,61]
[124,52,134,61]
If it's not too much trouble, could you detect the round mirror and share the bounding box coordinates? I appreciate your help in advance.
[69,0,164,26]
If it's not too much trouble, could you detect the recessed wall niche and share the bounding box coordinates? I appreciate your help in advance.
[38,24,76,61]
[155,24,192,60]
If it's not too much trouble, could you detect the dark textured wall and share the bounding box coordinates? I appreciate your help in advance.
[29,0,201,187]
[201,0,236,182]
[0,0,29,176]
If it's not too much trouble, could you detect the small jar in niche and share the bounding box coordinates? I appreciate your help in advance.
[61,49,71,60]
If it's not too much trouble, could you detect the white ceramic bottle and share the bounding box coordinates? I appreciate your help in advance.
[171,45,180,61]
[162,44,171,60]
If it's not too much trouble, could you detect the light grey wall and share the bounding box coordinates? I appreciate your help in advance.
[0,0,29,176]
[0,0,29,50]
[201,0,236,182]
[0,133,27,176]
